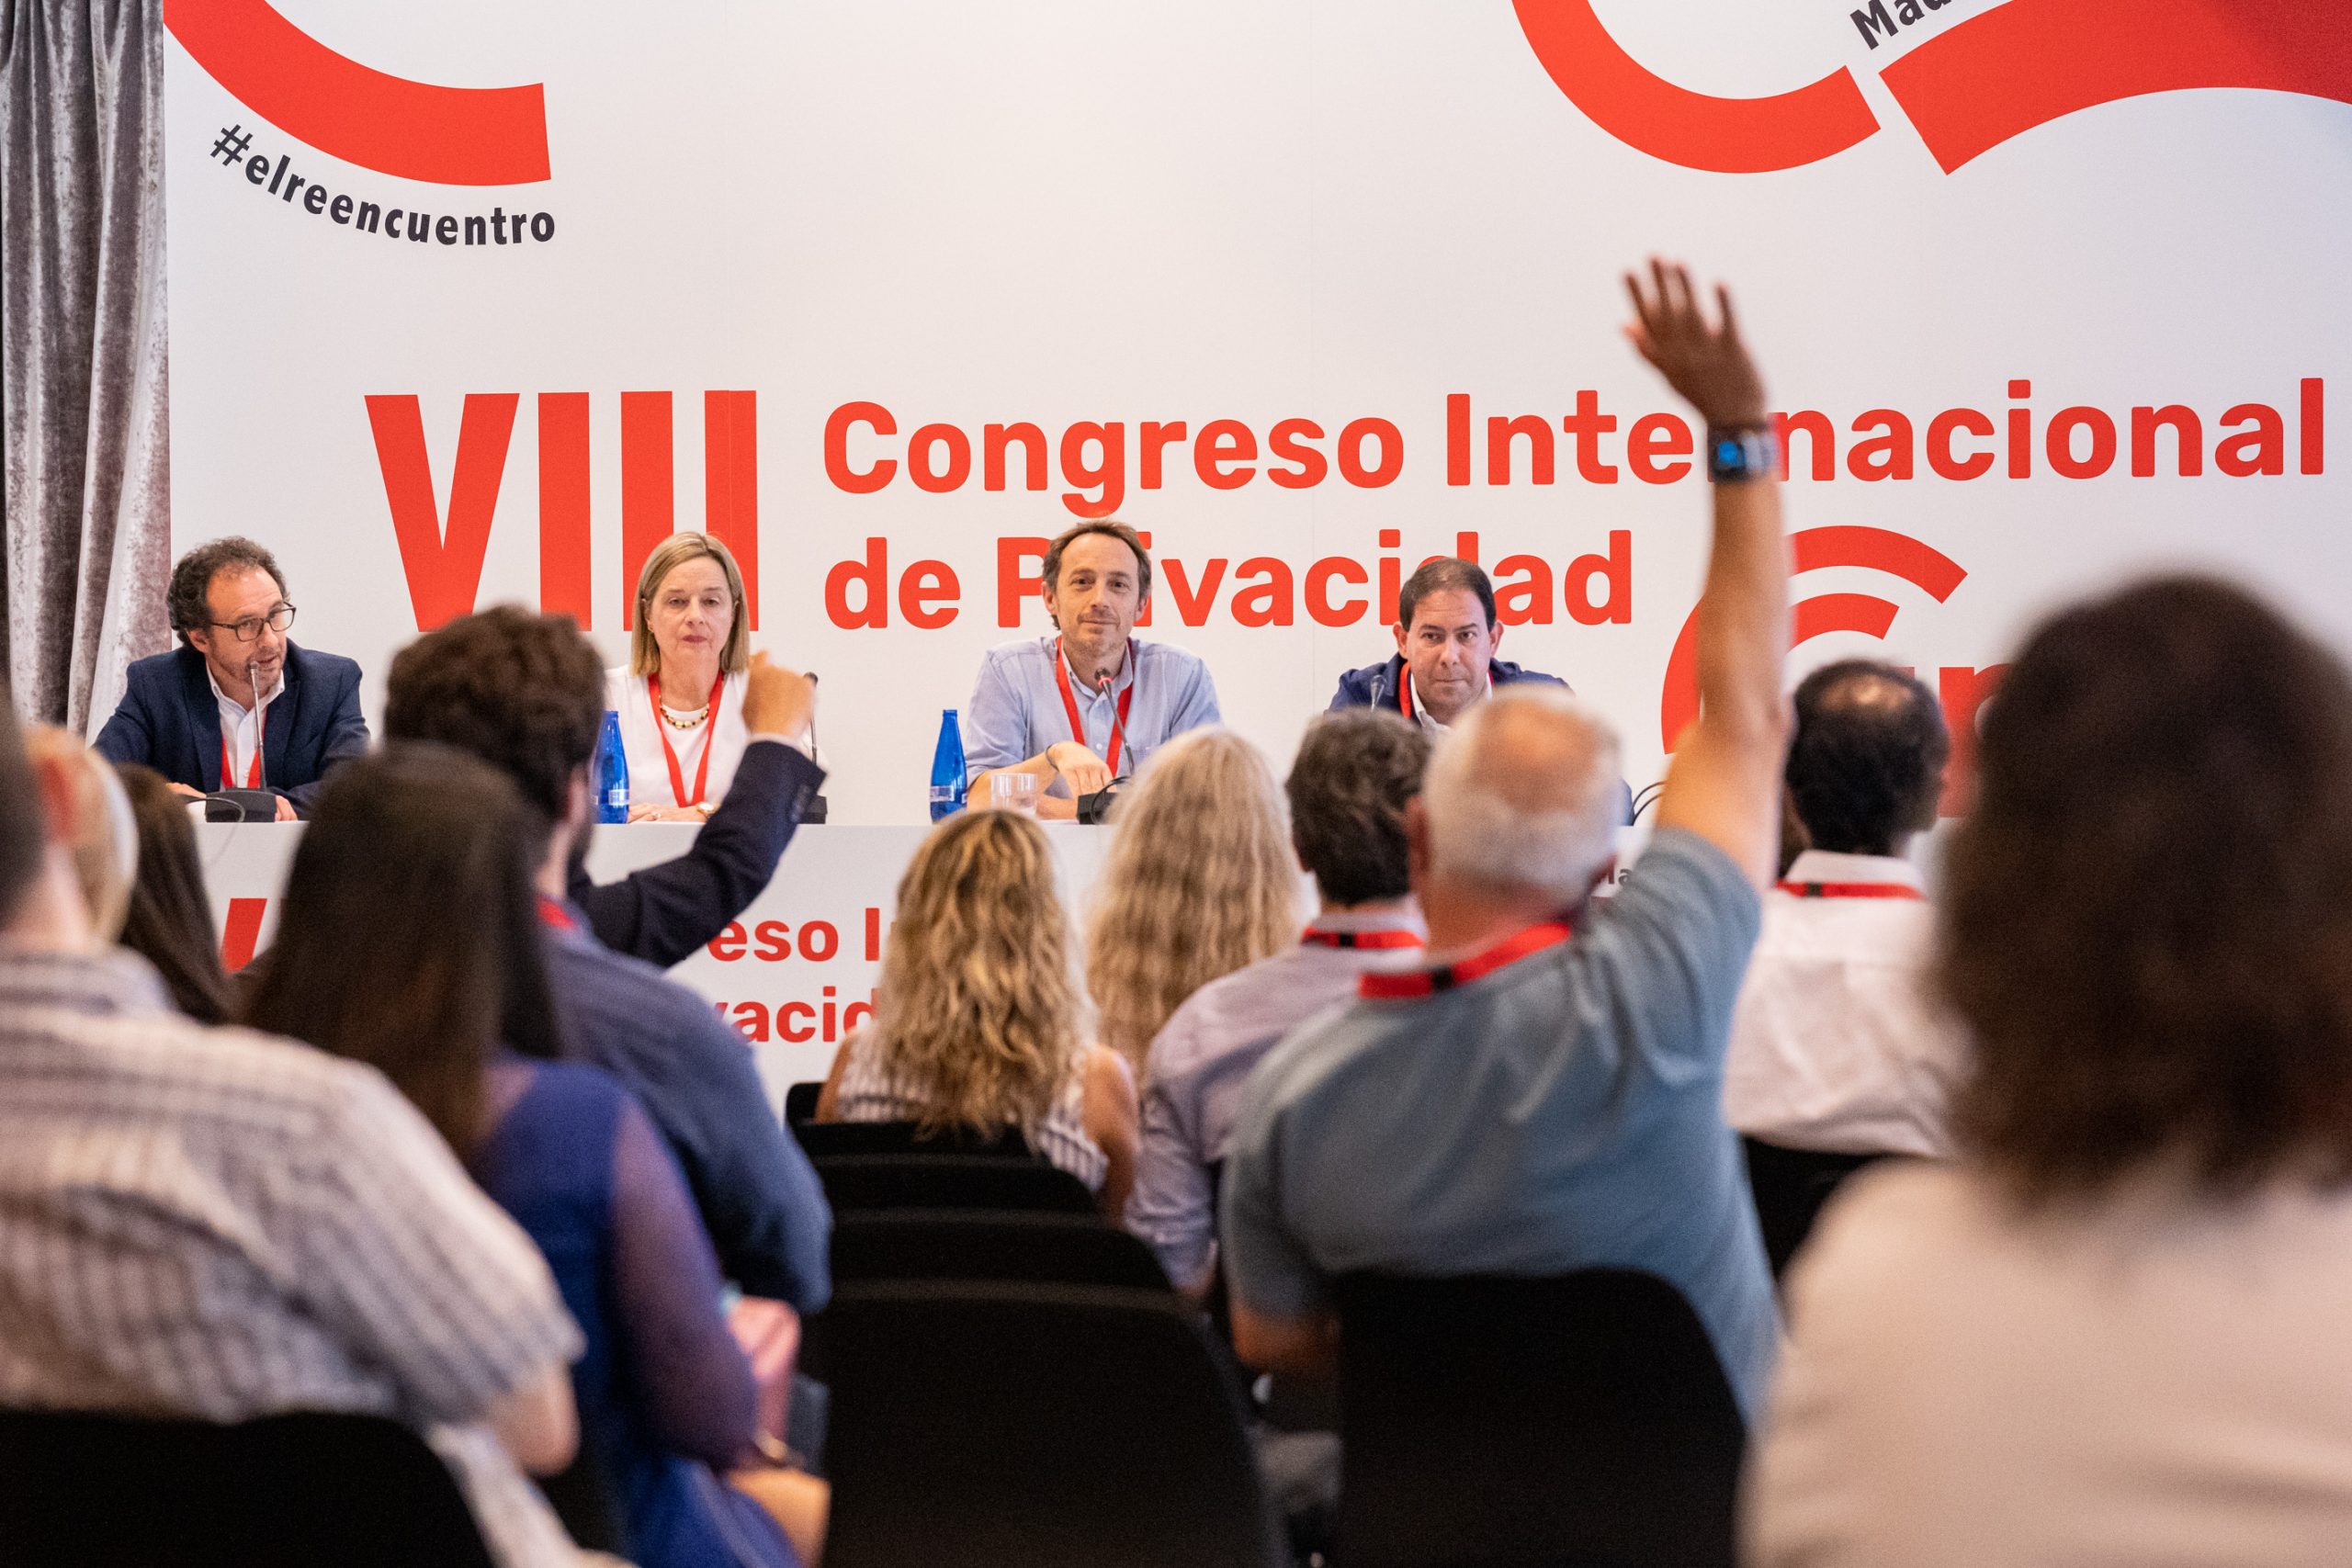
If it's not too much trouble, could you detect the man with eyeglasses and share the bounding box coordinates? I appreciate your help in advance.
[95,537,368,819]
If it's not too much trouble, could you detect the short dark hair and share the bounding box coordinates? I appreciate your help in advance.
[247,744,564,1152]
[1286,710,1430,905]
[115,762,235,1024]
[0,695,47,924]
[1784,660,1950,856]
[1396,558,1495,631]
[1941,575,2352,1204]
[1042,520,1152,601]
[168,537,287,646]
[382,606,605,840]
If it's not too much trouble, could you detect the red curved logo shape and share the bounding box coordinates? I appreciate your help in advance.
[1883,0,2352,173]
[1516,0,2352,175]
[164,0,549,186]
[1510,0,1879,174]
[1657,525,1965,750]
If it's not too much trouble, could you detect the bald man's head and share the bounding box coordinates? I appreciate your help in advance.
[1785,660,1948,855]
[1421,687,1623,903]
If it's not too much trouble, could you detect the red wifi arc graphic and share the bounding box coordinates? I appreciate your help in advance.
[1515,0,2352,175]
[164,0,550,186]
[1657,525,1965,750]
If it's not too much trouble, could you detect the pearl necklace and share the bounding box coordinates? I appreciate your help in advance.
[660,704,710,732]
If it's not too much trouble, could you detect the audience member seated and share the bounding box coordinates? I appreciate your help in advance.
[571,646,827,968]
[0,695,584,1567]
[1128,709,1430,1295]
[384,605,832,1313]
[249,746,826,1568]
[112,761,237,1022]
[1723,660,1965,1270]
[816,808,1139,1217]
[1220,261,1789,1424]
[92,536,368,818]
[1085,728,1304,1073]
[24,725,134,942]
[1747,576,2352,1568]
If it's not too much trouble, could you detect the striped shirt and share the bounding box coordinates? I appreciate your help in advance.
[833,1030,1110,1190]
[0,948,585,1568]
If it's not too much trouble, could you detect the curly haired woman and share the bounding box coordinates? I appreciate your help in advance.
[817,808,1138,1217]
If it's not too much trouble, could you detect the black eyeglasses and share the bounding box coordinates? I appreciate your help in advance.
[209,604,297,643]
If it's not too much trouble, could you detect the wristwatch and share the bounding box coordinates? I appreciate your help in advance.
[1707,424,1781,483]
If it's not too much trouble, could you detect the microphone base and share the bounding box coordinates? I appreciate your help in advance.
[1076,782,1127,825]
[204,789,280,823]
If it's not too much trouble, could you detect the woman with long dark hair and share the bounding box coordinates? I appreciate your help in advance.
[249,744,823,1567]
[113,763,237,1023]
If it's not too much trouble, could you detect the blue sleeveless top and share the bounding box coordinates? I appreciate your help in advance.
[473,1058,794,1568]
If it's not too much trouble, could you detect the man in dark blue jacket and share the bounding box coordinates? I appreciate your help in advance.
[93,537,368,819]
[1329,557,1632,822]
[383,604,831,1312]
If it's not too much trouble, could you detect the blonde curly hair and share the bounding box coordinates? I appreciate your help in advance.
[1085,728,1302,1070]
[866,808,1082,1138]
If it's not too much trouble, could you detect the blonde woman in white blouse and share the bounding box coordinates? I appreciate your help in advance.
[607,533,753,821]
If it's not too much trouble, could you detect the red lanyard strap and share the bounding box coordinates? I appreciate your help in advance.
[1360,918,1575,999]
[218,732,261,790]
[537,896,576,931]
[1053,637,1135,776]
[1776,882,1926,900]
[648,671,726,808]
[1301,927,1425,951]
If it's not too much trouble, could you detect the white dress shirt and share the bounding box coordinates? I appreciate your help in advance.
[207,667,283,789]
[1722,849,1964,1158]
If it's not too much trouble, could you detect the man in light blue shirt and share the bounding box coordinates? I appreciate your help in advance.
[1127,709,1431,1293]
[1221,260,1791,1420]
[964,520,1221,820]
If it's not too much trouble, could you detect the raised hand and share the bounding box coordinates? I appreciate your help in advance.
[1623,258,1768,430]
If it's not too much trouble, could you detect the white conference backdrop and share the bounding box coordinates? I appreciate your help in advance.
[150,1,2352,827]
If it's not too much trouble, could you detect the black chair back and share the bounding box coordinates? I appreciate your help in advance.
[785,1079,823,1126]
[831,1208,1171,1291]
[1741,1135,1888,1278]
[813,1153,1097,1214]
[812,1280,1285,1568]
[0,1408,496,1567]
[1331,1269,1746,1568]
[796,1118,1038,1161]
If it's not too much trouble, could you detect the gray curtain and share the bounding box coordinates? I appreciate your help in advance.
[1,0,170,734]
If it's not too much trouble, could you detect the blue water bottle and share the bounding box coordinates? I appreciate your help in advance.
[595,710,630,824]
[929,709,967,821]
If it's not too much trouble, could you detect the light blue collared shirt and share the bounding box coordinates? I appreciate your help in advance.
[963,634,1221,788]
[1125,909,1428,1290]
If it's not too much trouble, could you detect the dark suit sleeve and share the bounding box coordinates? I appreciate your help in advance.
[283,662,372,818]
[574,741,825,968]
[92,681,156,769]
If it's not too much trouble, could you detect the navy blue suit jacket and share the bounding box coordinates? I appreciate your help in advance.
[93,642,369,817]
[1327,653,1634,826]
[569,739,827,969]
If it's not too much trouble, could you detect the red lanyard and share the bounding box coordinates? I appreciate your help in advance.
[1301,926,1425,951]
[1776,882,1926,900]
[537,896,576,931]
[1360,917,1575,999]
[648,671,725,807]
[218,732,261,790]
[1053,637,1135,776]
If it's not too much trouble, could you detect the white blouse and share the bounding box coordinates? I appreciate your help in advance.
[605,666,751,812]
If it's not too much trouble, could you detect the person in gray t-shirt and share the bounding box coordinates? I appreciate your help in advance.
[1221,258,1792,1419]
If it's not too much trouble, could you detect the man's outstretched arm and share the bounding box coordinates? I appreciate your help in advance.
[1630,260,1791,888]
